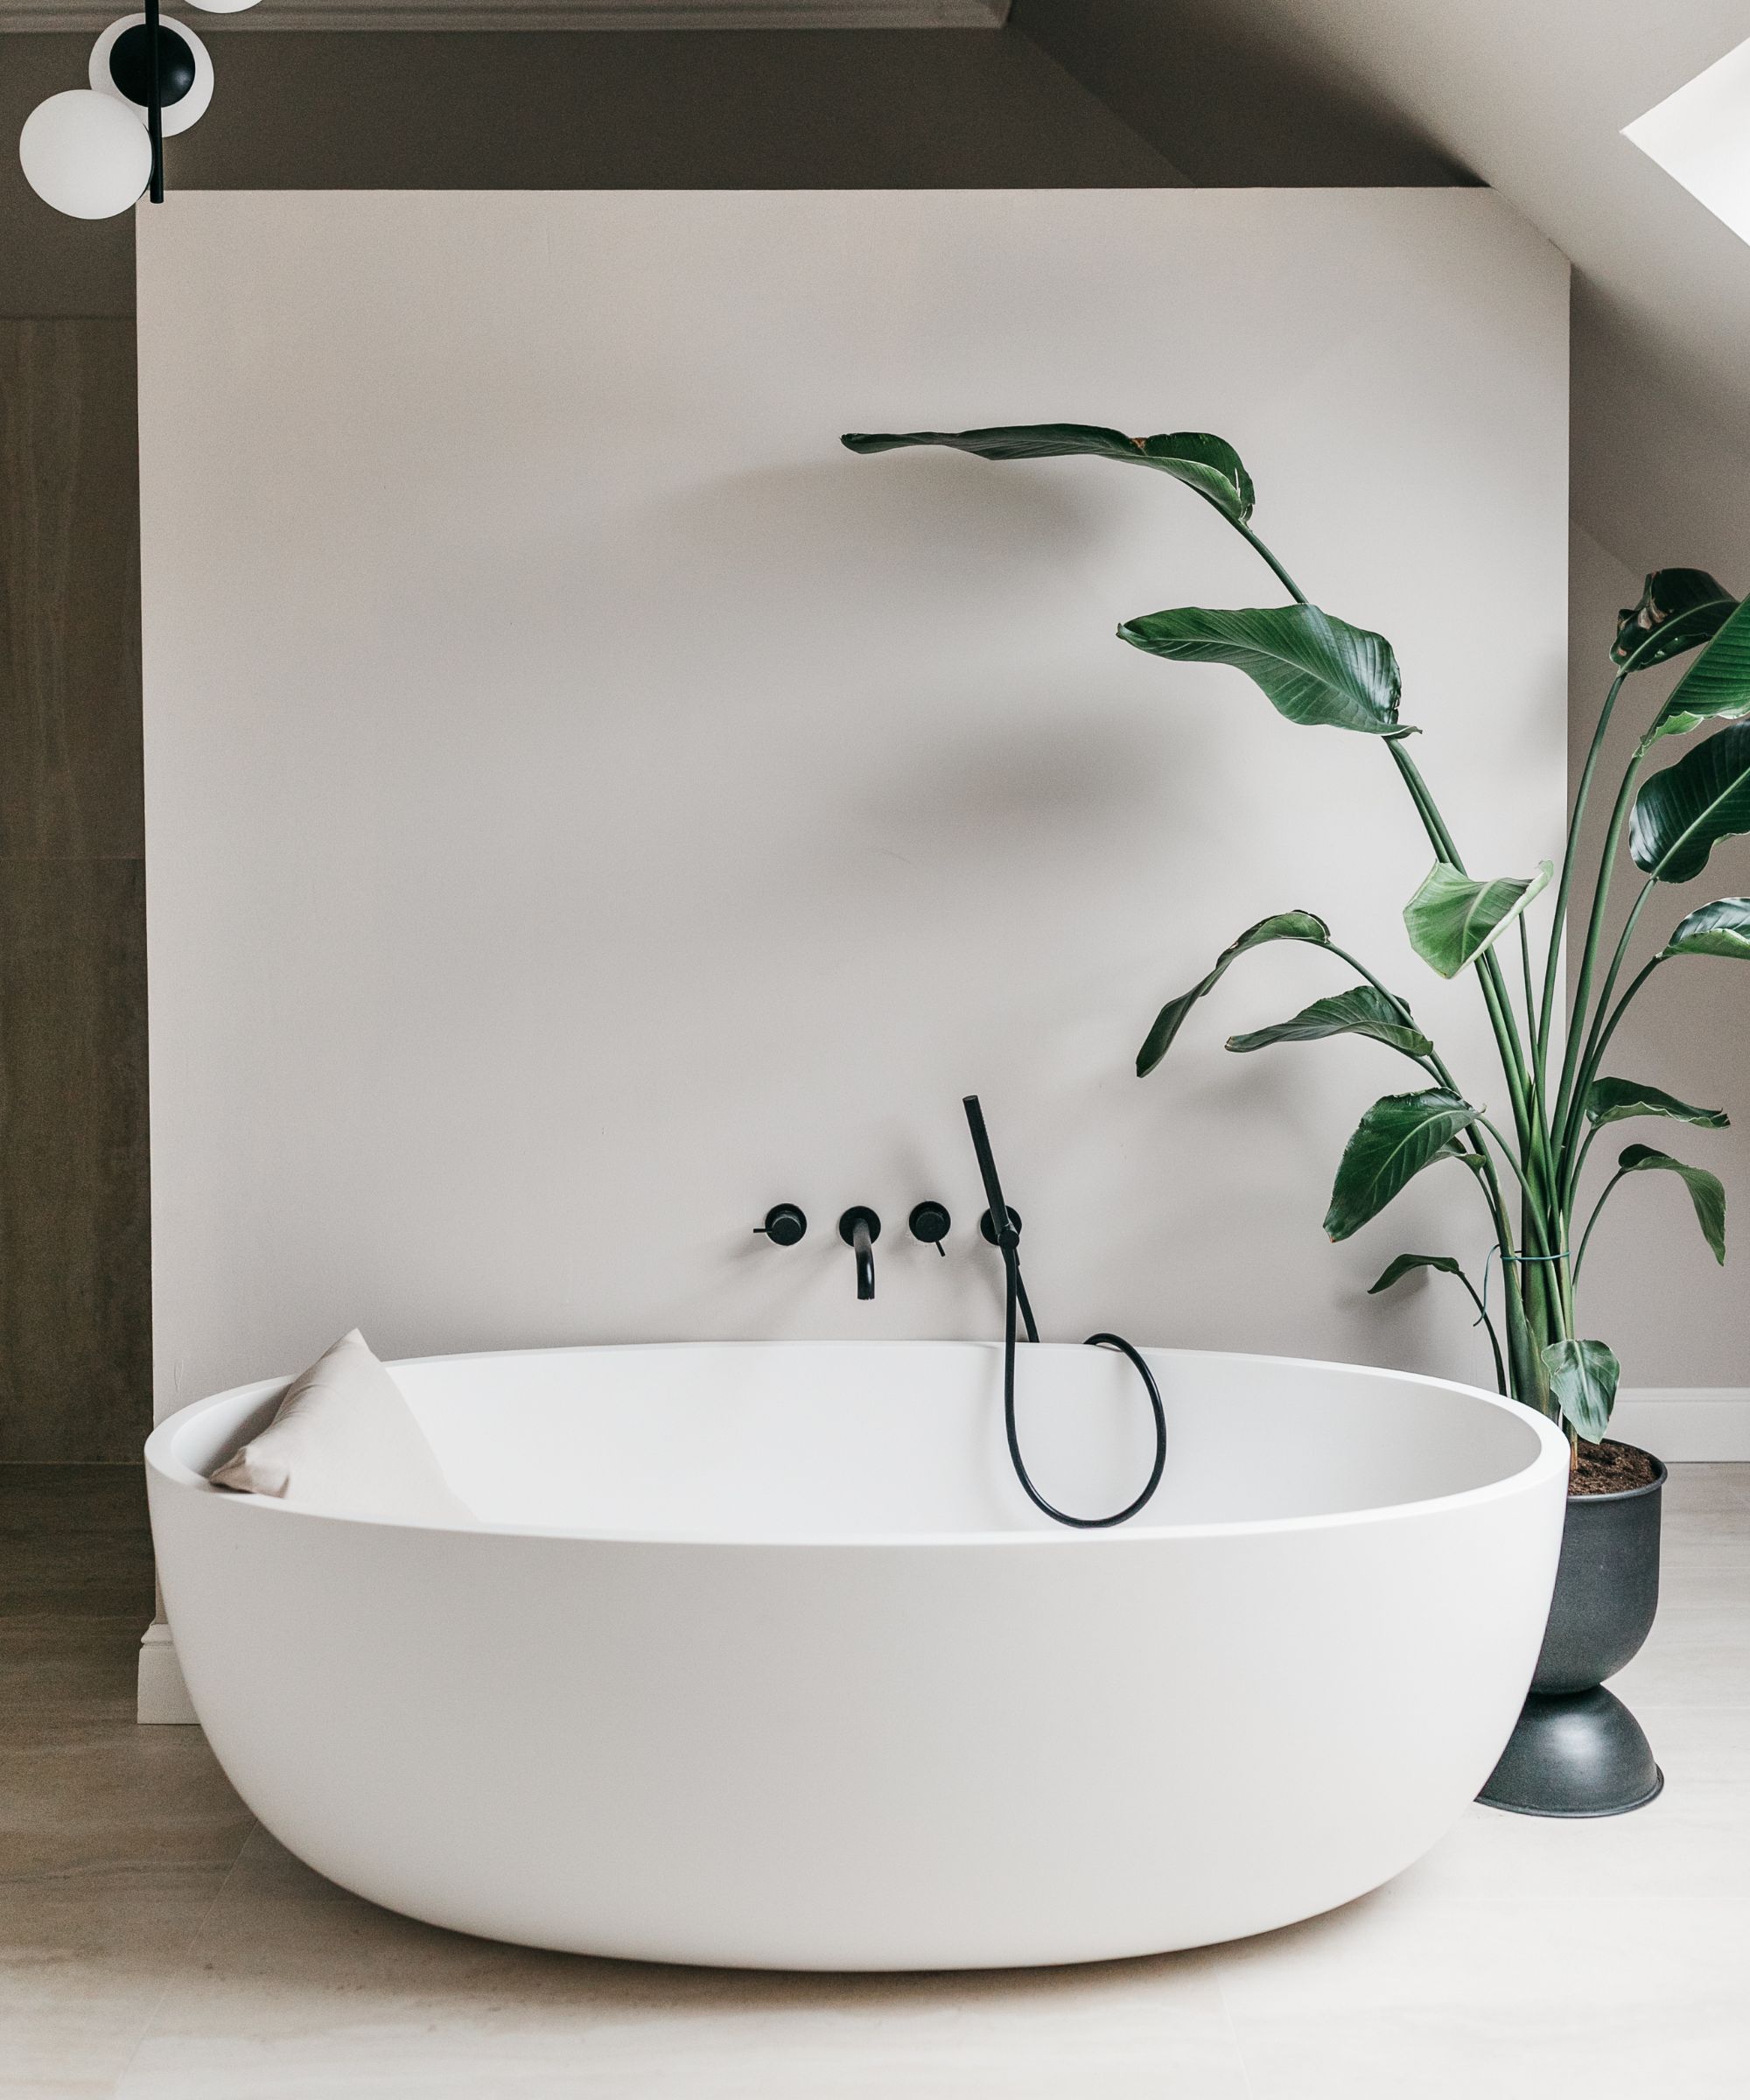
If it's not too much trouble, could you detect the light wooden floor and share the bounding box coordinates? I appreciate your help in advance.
[5,1460,1749,2098]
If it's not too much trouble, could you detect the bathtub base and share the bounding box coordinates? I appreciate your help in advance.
[136,1620,199,1725]
[1478,1689,1663,1818]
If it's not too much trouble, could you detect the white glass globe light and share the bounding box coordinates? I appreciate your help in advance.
[90,15,214,137]
[18,90,151,220]
[183,0,262,11]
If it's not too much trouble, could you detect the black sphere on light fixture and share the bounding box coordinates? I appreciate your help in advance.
[107,23,199,111]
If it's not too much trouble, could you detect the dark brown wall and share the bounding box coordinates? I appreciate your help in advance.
[1010,0,1471,186]
[0,25,1182,1459]
[0,320,148,1460]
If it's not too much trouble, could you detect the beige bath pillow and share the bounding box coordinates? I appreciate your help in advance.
[210,1328,473,1524]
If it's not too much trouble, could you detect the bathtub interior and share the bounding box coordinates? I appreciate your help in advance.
[164,1342,1552,1540]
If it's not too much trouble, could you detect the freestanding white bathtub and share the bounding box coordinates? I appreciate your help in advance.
[146,1340,1567,1970]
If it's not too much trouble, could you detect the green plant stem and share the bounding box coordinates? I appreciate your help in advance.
[1517,913,1550,1157]
[1324,943,1419,1023]
[1559,879,1659,1169]
[1550,738,1649,1154]
[1571,1118,1603,1194]
[1454,1271,1509,1395]
[1591,878,1659,1031]
[1562,956,1665,1206]
[1538,673,1625,1073]
[1519,914,1540,1056]
[1475,1117,1542,1207]
[1229,518,1308,605]
[1574,1166,1634,1280]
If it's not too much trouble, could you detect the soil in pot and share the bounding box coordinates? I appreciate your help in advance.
[1569,1439,1660,1495]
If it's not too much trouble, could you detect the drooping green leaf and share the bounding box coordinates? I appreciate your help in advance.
[1117,605,1404,736]
[1541,1338,1620,1443]
[1323,1089,1480,1242]
[839,425,1256,523]
[1368,1252,1465,1295]
[1136,911,1330,1076]
[1615,1144,1726,1263]
[1662,897,1750,960]
[1614,570,1738,674]
[1648,593,1750,740]
[1584,1077,1729,1131]
[1629,722,1750,882]
[1402,860,1553,979]
[1226,985,1431,1060]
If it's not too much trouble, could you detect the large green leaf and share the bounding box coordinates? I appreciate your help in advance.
[1226,985,1431,1060]
[1368,1252,1465,1295]
[838,425,1256,523]
[1323,1090,1480,1242]
[1584,1077,1729,1131]
[1616,1144,1726,1263]
[1614,570,1738,674]
[1648,593,1750,740]
[1136,911,1330,1076]
[1541,1339,1620,1443]
[1662,897,1750,960]
[1629,723,1750,882]
[1403,860,1552,979]
[1117,605,1404,736]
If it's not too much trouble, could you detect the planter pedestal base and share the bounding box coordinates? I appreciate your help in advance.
[1479,1688,1663,1818]
[1480,1449,1666,1820]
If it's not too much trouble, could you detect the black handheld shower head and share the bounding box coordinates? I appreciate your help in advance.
[961,1095,1018,1251]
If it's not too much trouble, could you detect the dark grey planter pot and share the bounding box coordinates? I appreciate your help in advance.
[1479,1448,1666,1817]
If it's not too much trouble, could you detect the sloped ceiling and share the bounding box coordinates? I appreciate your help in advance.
[1017,0,1750,574]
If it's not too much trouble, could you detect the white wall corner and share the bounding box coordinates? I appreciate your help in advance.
[1613,1390,1750,1464]
[137,1619,200,1726]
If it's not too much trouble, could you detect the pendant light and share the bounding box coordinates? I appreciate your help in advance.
[18,0,262,220]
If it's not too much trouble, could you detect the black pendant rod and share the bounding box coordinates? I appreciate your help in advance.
[145,0,164,204]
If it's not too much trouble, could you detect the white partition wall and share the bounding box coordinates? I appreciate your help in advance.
[136,189,1567,1411]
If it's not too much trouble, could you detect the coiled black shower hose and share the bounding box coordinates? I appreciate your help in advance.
[963,1096,1167,1530]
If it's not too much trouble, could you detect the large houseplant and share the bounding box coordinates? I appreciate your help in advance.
[845,420,1745,1811]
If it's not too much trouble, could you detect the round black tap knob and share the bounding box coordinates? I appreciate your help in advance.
[909,1201,951,1252]
[757,1204,808,1247]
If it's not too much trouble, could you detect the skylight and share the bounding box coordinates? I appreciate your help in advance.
[1625,36,1750,245]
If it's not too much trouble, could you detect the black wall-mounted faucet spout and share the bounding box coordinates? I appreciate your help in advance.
[838,1207,881,1300]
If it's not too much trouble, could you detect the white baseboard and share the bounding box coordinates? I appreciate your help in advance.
[136,1620,200,1725]
[1612,1389,1750,1463]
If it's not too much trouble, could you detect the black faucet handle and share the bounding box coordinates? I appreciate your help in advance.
[909,1201,951,1254]
[756,1204,808,1247]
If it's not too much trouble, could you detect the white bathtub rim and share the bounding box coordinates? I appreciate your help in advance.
[144,1339,1571,1549]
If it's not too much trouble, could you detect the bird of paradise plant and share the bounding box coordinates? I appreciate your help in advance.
[844,422,1746,1452]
